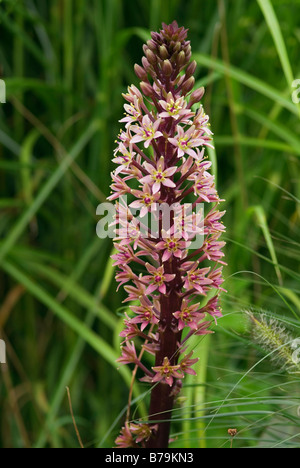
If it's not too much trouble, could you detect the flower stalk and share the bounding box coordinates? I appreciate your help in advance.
[109,21,226,448]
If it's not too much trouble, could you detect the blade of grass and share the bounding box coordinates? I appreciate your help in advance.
[1,259,132,387]
[0,8,49,66]
[215,135,300,156]
[193,53,298,116]
[20,130,39,206]
[256,0,294,87]
[249,206,283,286]
[34,245,117,448]
[22,260,117,330]
[235,104,300,155]
[0,120,99,265]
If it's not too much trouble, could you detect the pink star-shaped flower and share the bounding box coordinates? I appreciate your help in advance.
[143,263,175,295]
[152,357,183,387]
[140,157,177,194]
[131,115,163,148]
[173,299,205,330]
[156,229,188,262]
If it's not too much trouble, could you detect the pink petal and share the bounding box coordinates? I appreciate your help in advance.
[140,206,149,218]
[153,119,162,131]
[131,134,144,144]
[159,112,171,118]
[153,182,161,194]
[184,368,197,376]
[146,284,158,294]
[164,166,177,177]
[165,376,173,387]
[162,250,172,262]
[174,249,183,259]
[162,178,176,188]
[164,274,176,282]
[130,200,142,209]
[186,148,198,158]
[168,138,178,147]
[140,175,153,184]
[144,162,155,174]
[152,373,162,383]
[145,263,156,273]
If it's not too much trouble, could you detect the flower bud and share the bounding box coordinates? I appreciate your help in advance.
[146,49,157,66]
[173,41,182,53]
[162,59,173,77]
[181,76,195,95]
[147,39,157,51]
[142,57,151,71]
[134,64,148,81]
[177,50,186,67]
[159,45,169,60]
[189,87,205,105]
[140,81,154,97]
[185,51,192,62]
[186,60,197,77]
[151,31,160,41]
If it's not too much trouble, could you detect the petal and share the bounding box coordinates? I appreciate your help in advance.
[158,100,168,111]
[140,175,153,184]
[184,368,197,376]
[145,263,156,273]
[158,284,166,294]
[159,112,171,118]
[146,284,158,294]
[174,249,183,259]
[153,182,161,194]
[186,148,198,158]
[162,178,176,188]
[130,200,142,209]
[152,373,162,383]
[140,206,149,218]
[144,162,156,174]
[165,376,173,387]
[165,166,177,177]
[168,138,178,147]
[157,156,165,171]
[162,250,172,262]
[153,119,162,131]
[131,134,144,144]
[164,274,176,282]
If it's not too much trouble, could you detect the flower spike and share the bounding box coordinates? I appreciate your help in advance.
[109,21,226,449]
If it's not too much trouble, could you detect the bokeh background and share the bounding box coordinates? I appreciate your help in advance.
[0,0,299,448]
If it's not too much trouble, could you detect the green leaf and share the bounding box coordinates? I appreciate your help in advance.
[249,205,283,286]
[23,260,117,330]
[1,259,131,386]
[193,53,298,116]
[256,0,294,87]
[0,121,99,265]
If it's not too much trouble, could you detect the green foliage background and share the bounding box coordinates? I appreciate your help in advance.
[0,0,299,448]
